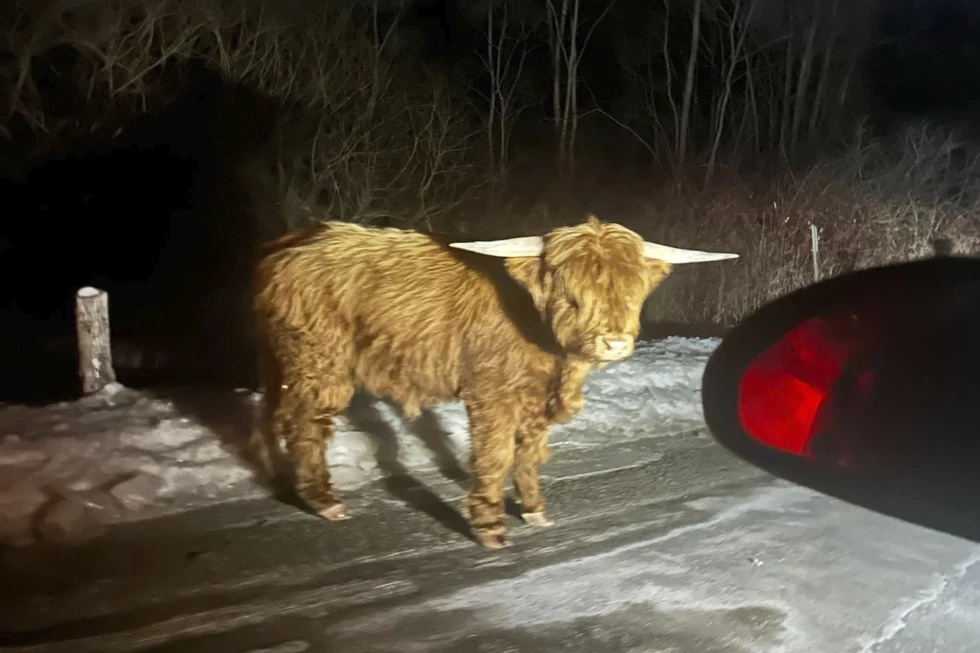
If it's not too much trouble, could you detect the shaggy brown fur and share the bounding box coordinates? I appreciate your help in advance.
[250,216,673,548]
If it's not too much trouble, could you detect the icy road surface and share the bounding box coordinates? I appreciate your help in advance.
[4,432,980,653]
[3,335,980,652]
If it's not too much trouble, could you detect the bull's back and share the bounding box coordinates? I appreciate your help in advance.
[254,222,531,409]
[316,223,500,407]
[255,222,468,322]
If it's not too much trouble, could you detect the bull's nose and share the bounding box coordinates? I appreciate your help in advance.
[598,333,634,358]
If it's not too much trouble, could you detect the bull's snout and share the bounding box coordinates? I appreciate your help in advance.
[596,333,635,361]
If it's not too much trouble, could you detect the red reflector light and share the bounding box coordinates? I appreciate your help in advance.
[737,316,865,456]
[738,366,827,455]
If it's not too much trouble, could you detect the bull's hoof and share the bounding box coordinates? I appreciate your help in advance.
[317,502,352,521]
[474,530,512,549]
[521,511,555,528]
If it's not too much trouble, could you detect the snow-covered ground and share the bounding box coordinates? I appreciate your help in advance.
[0,336,719,547]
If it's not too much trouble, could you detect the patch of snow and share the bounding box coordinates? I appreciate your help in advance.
[110,473,165,511]
[0,336,719,546]
[35,492,108,546]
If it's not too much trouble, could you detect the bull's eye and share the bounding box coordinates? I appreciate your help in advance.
[567,297,580,312]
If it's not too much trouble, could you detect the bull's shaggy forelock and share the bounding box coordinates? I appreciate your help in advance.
[250,217,677,547]
[536,218,671,361]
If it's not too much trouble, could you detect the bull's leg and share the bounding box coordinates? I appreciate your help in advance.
[276,354,355,521]
[248,381,289,485]
[514,415,554,528]
[248,348,291,486]
[464,403,517,549]
[285,405,353,520]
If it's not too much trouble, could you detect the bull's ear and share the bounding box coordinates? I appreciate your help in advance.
[645,259,673,294]
[505,257,547,303]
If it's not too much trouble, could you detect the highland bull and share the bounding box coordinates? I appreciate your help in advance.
[250,216,737,548]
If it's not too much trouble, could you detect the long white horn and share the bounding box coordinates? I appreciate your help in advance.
[642,241,739,264]
[449,236,545,258]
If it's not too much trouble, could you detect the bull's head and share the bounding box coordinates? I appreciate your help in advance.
[450,216,738,364]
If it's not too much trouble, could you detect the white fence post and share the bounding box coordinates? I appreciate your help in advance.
[75,286,117,394]
[809,223,820,283]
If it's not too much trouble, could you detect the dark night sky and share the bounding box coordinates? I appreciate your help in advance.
[871,0,980,114]
[405,0,980,115]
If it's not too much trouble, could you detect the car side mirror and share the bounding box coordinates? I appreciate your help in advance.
[701,256,980,543]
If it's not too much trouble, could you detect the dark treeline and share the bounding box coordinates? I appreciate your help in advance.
[1,0,979,399]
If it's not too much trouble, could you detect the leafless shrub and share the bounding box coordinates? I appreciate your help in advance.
[466,125,980,327]
[642,125,980,324]
[1,0,486,228]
